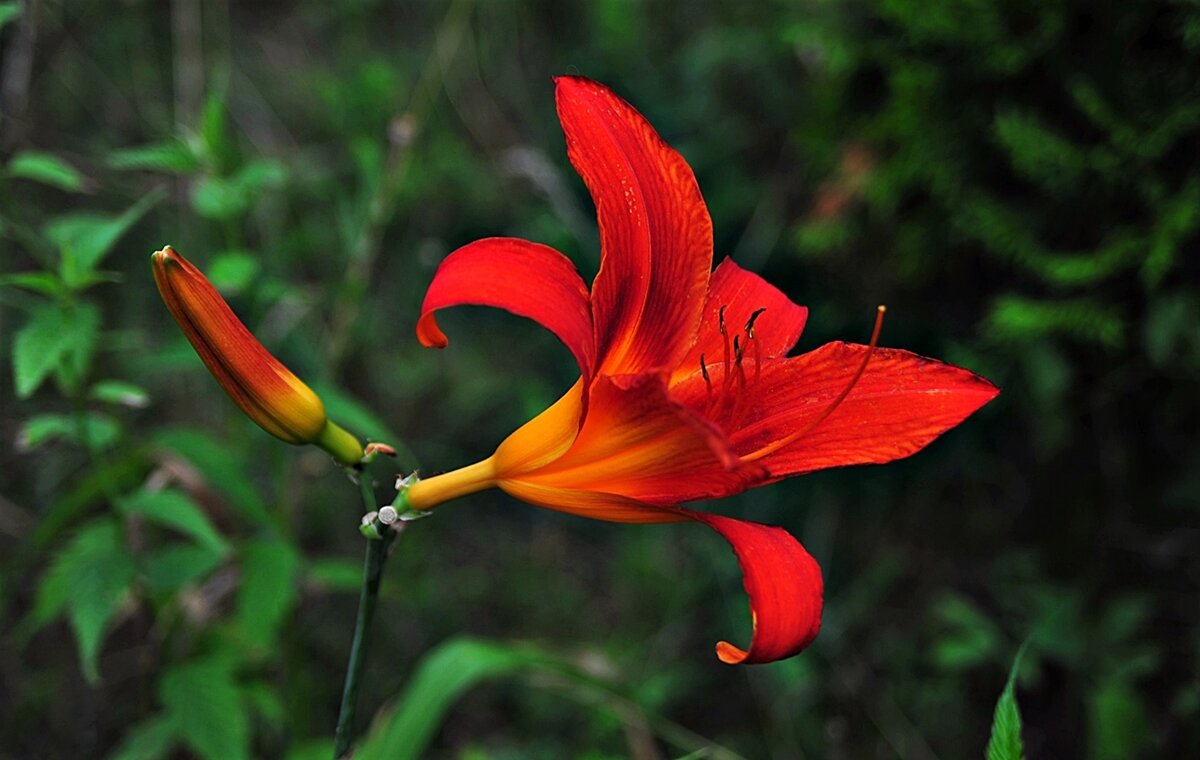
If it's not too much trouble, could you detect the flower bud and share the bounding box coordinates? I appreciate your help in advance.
[152,246,363,466]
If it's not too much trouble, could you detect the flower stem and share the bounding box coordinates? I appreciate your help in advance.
[332,478,400,758]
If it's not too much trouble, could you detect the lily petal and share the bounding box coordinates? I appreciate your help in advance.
[514,373,767,509]
[555,76,712,376]
[493,378,586,477]
[679,509,823,664]
[497,480,689,524]
[729,343,1000,475]
[672,257,809,386]
[417,237,595,380]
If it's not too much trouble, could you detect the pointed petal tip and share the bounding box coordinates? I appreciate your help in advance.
[553,73,592,89]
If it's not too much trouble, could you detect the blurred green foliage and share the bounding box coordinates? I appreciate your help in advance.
[2,0,1197,758]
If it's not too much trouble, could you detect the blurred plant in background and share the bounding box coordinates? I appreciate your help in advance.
[1,1,1197,758]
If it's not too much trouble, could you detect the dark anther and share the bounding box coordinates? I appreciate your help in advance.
[699,353,711,385]
[718,305,728,335]
[745,307,766,336]
[733,335,743,364]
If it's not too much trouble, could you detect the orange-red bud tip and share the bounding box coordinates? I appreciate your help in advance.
[152,246,363,466]
[364,442,398,458]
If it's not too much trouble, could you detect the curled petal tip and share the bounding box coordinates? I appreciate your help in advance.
[715,641,751,665]
[690,512,823,665]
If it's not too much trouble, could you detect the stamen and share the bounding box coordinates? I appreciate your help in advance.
[742,305,887,463]
[732,349,747,417]
[719,305,733,394]
[726,308,770,428]
[745,308,765,388]
[745,308,766,336]
[700,352,713,406]
[751,327,762,386]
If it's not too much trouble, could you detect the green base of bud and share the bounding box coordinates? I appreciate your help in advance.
[317,420,365,466]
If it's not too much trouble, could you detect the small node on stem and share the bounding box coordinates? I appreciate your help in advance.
[387,472,434,522]
[394,471,420,491]
[359,511,384,539]
[362,442,398,465]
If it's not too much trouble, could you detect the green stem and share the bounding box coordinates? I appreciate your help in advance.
[332,478,399,758]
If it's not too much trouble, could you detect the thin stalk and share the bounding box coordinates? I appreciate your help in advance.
[332,476,400,758]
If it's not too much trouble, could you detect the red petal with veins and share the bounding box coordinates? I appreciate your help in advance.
[727,342,1000,475]
[555,76,712,376]
[417,237,595,381]
[672,257,809,386]
[679,509,823,664]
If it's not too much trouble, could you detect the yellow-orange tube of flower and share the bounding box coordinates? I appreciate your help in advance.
[152,246,363,466]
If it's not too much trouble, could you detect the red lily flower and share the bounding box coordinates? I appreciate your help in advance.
[402,77,998,664]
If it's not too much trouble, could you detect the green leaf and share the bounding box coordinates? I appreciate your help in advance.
[1141,178,1200,288]
[89,379,151,408]
[160,659,249,760]
[984,295,1126,349]
[993,110,1091,193]
[13,298,97,396]
[107,140,201,173]
[242,680,286,730]
[205,250,260,294]
[986,643,1029,760]
[32,519,136,683]
[142,545,225,593]
[1088,678,1153,760]
[357,638,553,760]
[932,593,1003,670]
[12,300,85,397]
[118,490,231,556]
[284,740,334,760]
[55,301,102,392]
[106,715,177,760]
[200,83,232,170]
[306,557,364,592]
[0,2,20,31]
[46,188,164,288]
[7,151,85,191]
[361,637,741,760]
[30,452,148,550]
[190,160,286,220]
[236,538,300,649]
[0,271,64,296]
[152,427,271,527]
[1143,293,1199,369]
[17,412,121,451]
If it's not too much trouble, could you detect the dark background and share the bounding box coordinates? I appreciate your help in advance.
[1,1,1197,758]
